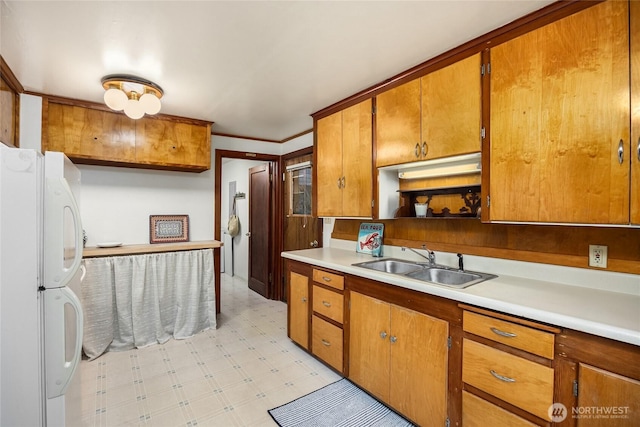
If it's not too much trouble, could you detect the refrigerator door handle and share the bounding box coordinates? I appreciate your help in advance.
[44,287,84,398]
[44,177,84,288]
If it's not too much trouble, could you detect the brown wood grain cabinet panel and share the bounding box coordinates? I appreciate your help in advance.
[631,0,640,225]
[0,77,18,147]
[135,118,210,169]
[390,304,448,427]
[46,103,136,162]
[44,101,210,172]
[348,291,391,402]
[576,364,640,427]
[489,1,630,224]
[463,339,554,420]
[341,99,373,217]
[463,391,538,427]
[421,52,481,160]
[463,311,555,359]
[311,315,343,372]
[288,270,310,350]
[316,110,343,216]
[376,78,421,167]
[312,285,343,324]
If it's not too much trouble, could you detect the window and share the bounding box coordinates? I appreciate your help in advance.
[287,162,312,216]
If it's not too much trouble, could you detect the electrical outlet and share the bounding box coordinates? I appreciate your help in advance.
[589,245,608,268]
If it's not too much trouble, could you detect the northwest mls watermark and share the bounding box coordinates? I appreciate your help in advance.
[549,403,632,422]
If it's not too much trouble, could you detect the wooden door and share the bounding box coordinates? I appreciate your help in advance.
[632,0,640,225]
[46,103,136,162]
[348,292,391,402]
[248,163,271,297]
[421,53,481,160]
[316,111,343,216]
[376,78,421,167]
[390,305,448,427]
[341,99,373,217]
[288,272,309,349]
[283,153,322,251]
[489,1,630,223]
[576,364,640,427]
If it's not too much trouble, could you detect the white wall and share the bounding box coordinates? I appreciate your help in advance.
[221,158,266,280]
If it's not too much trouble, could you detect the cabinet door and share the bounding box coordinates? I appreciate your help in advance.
[489,1,630,223]
[390,305,448,427]
[421,53,481,160]
[46,103,136,162]
[316,111,343,216]
[348,292,390,402]
[341,99,372,217]
[135,118,210,170]
[376,78,421,167]
[577,364,640,427]
[288,272,309,349]
[632,0,640,225]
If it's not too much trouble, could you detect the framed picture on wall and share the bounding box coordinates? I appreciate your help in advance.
[149,215,189,243]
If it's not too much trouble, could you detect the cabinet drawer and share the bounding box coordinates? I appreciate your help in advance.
[462,339,554,420]
[463,311,555,359]
[312,268,344,290]
[462,391,538,427]
[313,286,343,324]
[312,315,343,372]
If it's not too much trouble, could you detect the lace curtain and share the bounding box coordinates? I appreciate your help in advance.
[81,249,216,360]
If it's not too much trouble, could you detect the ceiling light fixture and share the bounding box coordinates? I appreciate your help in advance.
[101,74,163,119]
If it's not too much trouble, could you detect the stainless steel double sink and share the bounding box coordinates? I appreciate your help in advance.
[351,258,497,289]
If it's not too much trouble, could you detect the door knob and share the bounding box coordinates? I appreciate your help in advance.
[310,240,318,248]
[246,232,251,237]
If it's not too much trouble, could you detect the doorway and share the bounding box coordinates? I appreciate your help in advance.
[215,149,282,300]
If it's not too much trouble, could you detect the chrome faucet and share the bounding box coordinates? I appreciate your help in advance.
[401,245,436,266]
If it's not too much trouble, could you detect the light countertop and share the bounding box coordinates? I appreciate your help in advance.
[83,240,222,258]
[282,242,640,346]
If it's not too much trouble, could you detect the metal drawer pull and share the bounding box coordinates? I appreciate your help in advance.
[490,327,517,338]
[322,276,332,282]
[390,336,397,343]
[337,178,342,188]
[618,139,624,164]
[490,370,516,383]
[380,331,388,339]
[637,137,640,161]
[321,339,331,347]
[322,301,331,307]
[415,143,420,158]
[301,297,307,302]
[422,141,428,157]
[341,176,345,188]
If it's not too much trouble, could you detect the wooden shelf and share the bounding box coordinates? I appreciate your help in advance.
[396,185,481,218]
[83,240,222,258]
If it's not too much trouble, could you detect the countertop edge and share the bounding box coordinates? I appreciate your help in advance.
[83,240,222,258]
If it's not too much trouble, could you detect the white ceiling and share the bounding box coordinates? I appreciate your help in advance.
[1,0,554,142]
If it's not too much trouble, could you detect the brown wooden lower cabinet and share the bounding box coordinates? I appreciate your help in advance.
[284,258,640,427]
[349,291,449,427]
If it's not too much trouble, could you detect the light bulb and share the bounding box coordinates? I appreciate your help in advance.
[139,92,161,115]
[103,87,127,111]
[123,92,145,119]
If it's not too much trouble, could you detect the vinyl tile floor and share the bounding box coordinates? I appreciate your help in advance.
[79,274,341,426]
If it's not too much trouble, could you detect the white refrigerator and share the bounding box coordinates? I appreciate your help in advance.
[0,144,84,426]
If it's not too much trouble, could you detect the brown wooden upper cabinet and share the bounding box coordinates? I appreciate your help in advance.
[376,53,481,168]
[315,99,373,217]
[488,1,635,224]
[44,101,211,172]
[631,0,640,225]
